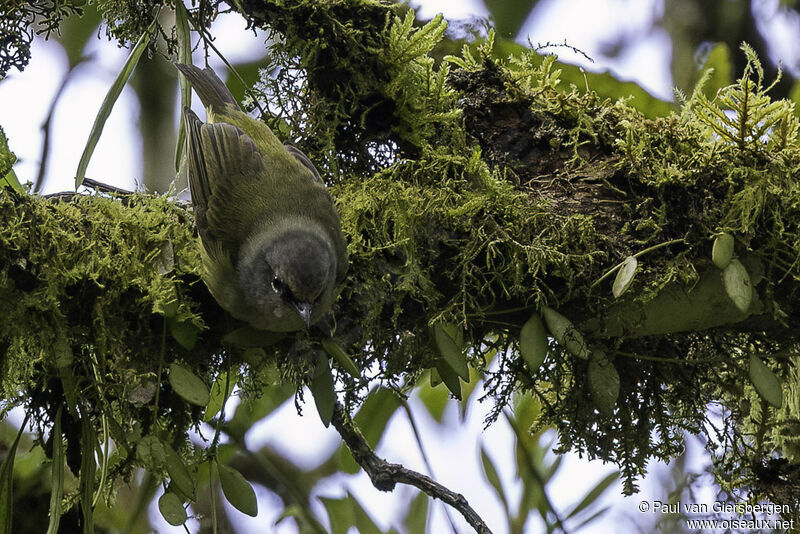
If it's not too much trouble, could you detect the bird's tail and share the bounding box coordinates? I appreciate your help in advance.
[175,63,239,111]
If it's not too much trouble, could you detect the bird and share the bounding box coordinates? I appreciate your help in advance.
[175,63,347,332]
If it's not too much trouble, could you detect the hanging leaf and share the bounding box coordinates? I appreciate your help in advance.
[542,307,589,359]
[218,463,258,517]
[169,363,210,407]
[174,0,192,172]
[46,407,64,534]
[434,359,462,399]
[519,314,548,371]
[432,323,469,380]
[403,491,429,534]
[310,355,336,427]
[79,415,96,534]
[75,19,156,188]
[712,232,734,269]
[480,446,509,512]
[0,414,28,534]
[158,492,187,526]
[163,443,195,501]
[321,339,360,378]
[749,354,783,408]
[565,471,619,520]
[722,259,752,313]
[612,256,638,298]
[588,350,619,417]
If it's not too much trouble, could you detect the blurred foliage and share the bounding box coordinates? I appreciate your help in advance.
[2,0,800,532]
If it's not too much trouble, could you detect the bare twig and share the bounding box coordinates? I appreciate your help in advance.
[331,402,494,534]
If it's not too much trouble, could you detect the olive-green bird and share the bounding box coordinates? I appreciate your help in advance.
[176,64,348,331]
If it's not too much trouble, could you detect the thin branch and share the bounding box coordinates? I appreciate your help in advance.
[332,402,494,534]
[400,399,460,533]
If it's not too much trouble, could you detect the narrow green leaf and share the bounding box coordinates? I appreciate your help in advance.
[519,313,548,371]
[432,323,469,380]
[749,354,783,408]
[349,492,382,534]
[612,256,638,298]
[218,463,258,517]
[310,355,336,427]
[158,491,187,526]
[75,20,155,188]
[54,337,79,416]
[712,232,734,269]
[566,471,619,520]
[418,376,449,423]
[163,443,195,501]
[403,491,429,534]
[79,415,96,534]
[480,446,508,512]
[321,339,360,378]
[722,259,752,313]
[169,363,210,406]
[541,454,563,484]
[174,0,192,172]
[319,496,354,534]
[0,414,28,534]
[542,306,589,359]
[587,350,620,417]
[204,369,237,423]
[434,358,462,399]
[46,407,65,534]
[573,505,612,530]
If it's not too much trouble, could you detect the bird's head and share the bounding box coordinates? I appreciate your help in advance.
[239,228,336,330]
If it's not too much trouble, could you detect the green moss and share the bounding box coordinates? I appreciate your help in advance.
[4,0,800,509]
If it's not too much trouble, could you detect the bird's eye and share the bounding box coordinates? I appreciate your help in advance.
[272,276,286,295]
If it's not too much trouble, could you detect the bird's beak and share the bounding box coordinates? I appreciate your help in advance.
[293,301,313,330]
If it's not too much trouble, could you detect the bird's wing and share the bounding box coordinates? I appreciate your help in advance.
[284,143,322,184]
[183,109,267,253]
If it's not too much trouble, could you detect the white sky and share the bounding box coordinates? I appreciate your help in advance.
[0,1,792,533]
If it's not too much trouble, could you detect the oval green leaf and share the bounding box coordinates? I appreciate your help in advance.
[169,363,210,406]
[722,259,752,313]
[542,307,589,359]
[163,443,195,501]
[218,463,258,517]
[519,314,548,371]
[168,318,199,350]
[310,355,335,427]
[432,323,469,380]
[321,339,360,378]
[588,350,619,417]
[158,492,187,526]
[612,256,638,298]
[712,232,734,269]
[749,354,782,408]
